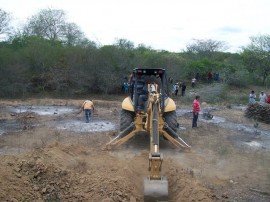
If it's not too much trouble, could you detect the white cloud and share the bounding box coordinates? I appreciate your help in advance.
[1,0,270,52]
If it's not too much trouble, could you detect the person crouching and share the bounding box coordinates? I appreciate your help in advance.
[81,100,94,123]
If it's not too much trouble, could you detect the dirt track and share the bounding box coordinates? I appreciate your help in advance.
[0,99,270,202]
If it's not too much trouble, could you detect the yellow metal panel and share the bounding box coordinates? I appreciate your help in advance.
[122,97,135,112]
[164,98,176,112]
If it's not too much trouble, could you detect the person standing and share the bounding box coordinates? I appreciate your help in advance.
[191,78,196,88]
[81,100,94,123]
[207,72,213,83]
[249,90,256,103]
[150,82,156,93]
[181,82,186,96]
[137,82,149,111]
[123,82,129,94]
[175,83,179,96]
[266,93,270,104]
[192,95,201,128]
[259,91,267,104]
[172,84,176,96]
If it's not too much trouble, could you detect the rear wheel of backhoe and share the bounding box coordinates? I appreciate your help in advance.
[163,111,177,132]
[120,109,135,131]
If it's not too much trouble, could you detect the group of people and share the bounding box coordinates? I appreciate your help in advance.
[80,95,201,130]
[191,72,220,87]
[207,72,219,83]
[80,87,270,129]
[249,90,270,104]
[172,82,187,96]
[122,82,130,94]
[192,90,270,129]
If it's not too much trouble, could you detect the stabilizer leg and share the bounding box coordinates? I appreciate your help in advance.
[162,123,191,149]
[106,122,146,149]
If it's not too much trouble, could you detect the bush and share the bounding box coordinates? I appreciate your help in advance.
[195,83,227,103]
[227,69,250,87]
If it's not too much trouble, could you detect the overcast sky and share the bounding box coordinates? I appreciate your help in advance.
[1,0,270,52]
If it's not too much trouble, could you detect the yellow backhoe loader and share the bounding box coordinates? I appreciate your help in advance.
[106,68,190,201]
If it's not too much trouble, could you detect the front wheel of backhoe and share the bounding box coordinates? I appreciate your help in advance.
[120,109,135,131]
[163,111,177,132]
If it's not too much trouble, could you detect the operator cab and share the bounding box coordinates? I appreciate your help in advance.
[130,68,169,113]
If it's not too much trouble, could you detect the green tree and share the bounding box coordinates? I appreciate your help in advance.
[63,22,86,46]
[24,8,66,41]
[185,39,228,60]
[114,38,134,49]
[0,9,11,37]
[24,8,86,46]
[242,34,270,85]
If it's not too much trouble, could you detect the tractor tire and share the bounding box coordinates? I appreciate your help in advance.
[163,111,177,132]
[120,109,135,131]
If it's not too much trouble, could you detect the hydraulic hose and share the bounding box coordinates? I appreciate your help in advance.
[153,102,159,146]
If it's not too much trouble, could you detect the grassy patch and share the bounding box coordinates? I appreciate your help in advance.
[173,83,265,105]
[174,83,228,104]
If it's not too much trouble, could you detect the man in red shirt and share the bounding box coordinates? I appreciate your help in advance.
[208,72,213,83]
[192,95,201,128]
[267,94,270,104]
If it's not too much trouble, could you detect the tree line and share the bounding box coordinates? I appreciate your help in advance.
[0,8,270,98]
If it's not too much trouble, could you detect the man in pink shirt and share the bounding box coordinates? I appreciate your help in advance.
[192,95,201,128]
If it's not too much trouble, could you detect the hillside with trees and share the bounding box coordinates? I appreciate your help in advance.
[0,8,269,98]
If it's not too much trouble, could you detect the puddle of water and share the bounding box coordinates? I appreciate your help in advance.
[176,109,191,116]
[245,141,262,148]
[55,120,116,133]
[8,105,77,116]
[200,116,226,124]
[231,105,247,111]
[179,126,186,130]
[209,119,270,150]
[0,120,22,135]
[0,129,5,136]
[0,146,26,154]
[178,107,270,150]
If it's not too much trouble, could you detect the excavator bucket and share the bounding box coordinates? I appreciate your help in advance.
[144,177,169,202]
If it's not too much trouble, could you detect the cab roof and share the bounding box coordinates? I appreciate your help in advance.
[133,68,165,76]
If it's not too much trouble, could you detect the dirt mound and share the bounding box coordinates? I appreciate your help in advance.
[0,143,213,202]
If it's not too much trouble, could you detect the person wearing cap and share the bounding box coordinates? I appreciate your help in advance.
[81,100,94,123]
[259,91,267,104]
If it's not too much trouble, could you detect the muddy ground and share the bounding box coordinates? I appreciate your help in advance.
[0,98,269,202]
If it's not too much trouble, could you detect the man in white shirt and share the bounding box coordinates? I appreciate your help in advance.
[259,91,267,104]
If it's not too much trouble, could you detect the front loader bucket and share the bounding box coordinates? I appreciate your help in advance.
[144,176,169,202]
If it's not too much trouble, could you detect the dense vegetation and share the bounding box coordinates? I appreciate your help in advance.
[0,8,269,98]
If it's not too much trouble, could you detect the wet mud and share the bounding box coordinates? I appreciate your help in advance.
[1,105,117,135]
[177,107,270,150]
